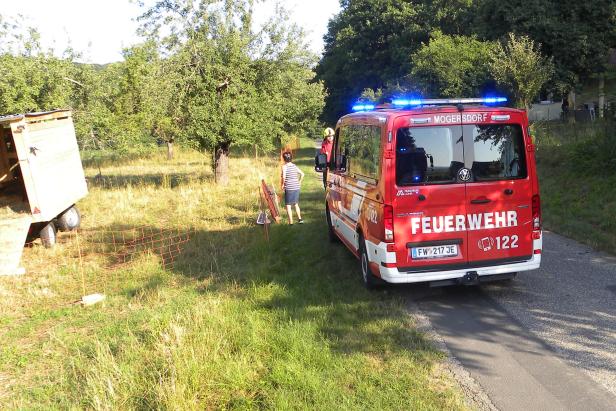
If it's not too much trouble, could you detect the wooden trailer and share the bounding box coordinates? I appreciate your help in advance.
[0,110,88,275]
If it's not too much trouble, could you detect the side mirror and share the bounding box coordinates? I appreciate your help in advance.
[315,153,327,172]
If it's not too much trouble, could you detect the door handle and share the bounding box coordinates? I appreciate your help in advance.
[471,197,491,204]
[504,189,513,195]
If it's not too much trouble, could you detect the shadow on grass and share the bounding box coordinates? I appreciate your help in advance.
[92,193,435,360]
[76,144,440,360]
[87,172,211,189]
[81,151,158,168]
[175,222,433,357]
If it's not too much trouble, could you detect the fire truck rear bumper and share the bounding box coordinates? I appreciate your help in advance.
[379,254,541,284]
[366,239,542,285]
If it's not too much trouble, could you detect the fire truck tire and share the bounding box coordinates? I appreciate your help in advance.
[39,222,57,248]
[359,234,379,289]
[56,206,81,232]
[325,204,339,243]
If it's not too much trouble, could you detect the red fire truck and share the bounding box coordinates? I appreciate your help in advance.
[317,98,542,288]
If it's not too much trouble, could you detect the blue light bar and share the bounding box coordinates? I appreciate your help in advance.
[352,103,375,112]
[393,99,422,107]
[391,97,507,107]
[483,97,508,104]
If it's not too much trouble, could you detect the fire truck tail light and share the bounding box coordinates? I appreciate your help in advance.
[386,243,395,252]
[532,194,541,230]
[384,205,394,242]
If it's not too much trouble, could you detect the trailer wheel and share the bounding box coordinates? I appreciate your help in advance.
[56,206,81,232]
[325,204,339,243]
[39,222,57,248]
[359,234,379,289]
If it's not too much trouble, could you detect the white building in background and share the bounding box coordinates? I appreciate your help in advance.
[529,102,562,122]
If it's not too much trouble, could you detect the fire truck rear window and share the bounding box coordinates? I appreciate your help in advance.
[466,124,527,181]
[396,126,464,186]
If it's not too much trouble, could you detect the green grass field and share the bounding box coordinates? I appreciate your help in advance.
[536,120,616,254]
[0,142,466,409]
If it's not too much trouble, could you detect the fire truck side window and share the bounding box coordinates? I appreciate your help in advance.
[337,125,381,180]
[466,124,527,181]
[335,126,348,171]
[396,126,463,186]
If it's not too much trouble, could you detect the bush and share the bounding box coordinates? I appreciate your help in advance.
[535,120,616,175]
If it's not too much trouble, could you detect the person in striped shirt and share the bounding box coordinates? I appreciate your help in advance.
[281,151,305,225]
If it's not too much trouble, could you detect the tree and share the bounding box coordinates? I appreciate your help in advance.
[422,0,477,37]
[138,0,324,184]
[0,22,76,115]
[0,6,324,170]
[316,0,430,123]
[119,42,183,158]
[410,31,497,97]
[476,0,616,89]
[316,0,493,121]
[489,33,554,110]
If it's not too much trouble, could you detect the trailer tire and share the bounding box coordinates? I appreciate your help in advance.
[56,206,81,232]
[325,204,339,243]
[359,234,379,289]
[40,222,57,248]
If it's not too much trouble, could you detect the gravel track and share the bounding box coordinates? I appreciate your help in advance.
[483,231,616,396]
[402,231,616,410]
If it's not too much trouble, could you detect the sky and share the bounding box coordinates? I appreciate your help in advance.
[1,0,340,64]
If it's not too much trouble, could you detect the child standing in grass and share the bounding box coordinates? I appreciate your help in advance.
[281,151,305,225]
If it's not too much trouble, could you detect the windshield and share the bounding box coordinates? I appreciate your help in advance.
[465,124,527,181]
[395,126,464,186]
[395,124,527,185]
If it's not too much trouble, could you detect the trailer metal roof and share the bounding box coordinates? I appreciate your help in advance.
[0,110,71,125]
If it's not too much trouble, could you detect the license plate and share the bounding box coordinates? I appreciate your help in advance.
[411,244,458,260]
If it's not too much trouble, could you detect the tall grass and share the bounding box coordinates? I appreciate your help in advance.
[0,145,466,409]
[535,119,616,252]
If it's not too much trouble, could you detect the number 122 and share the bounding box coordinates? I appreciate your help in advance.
[496,235,518,249]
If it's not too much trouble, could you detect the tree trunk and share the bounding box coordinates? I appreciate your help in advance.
[568,89,576,109]
[568,89,576,123]
[214,142,230,185]
[90,128,98,150]
[167,141,174,160]
[598,74,605,119]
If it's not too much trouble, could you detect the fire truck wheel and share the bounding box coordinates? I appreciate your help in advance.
[39,222,57,248]
[359,235,378,289]
[56,206,81,232]
[325,204,339,243]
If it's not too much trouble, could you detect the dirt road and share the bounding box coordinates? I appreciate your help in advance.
[404,231,616,410]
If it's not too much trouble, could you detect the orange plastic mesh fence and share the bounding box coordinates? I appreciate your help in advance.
[83,226,192,270]
[28,226,195,300]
